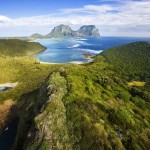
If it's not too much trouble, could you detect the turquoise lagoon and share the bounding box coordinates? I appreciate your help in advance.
[35,37,150,64]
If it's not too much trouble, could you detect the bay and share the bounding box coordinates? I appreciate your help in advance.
[35,36,150,63]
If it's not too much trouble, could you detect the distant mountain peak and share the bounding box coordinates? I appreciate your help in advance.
[45,25,73,38]
[77,25,100,37]
[29,33,43,39]
[29,25,100,39]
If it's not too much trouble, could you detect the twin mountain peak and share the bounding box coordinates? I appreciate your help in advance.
[29,25,100,39]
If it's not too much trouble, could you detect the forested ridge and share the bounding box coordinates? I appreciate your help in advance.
[100,41,150,81]
[0,40,150,150]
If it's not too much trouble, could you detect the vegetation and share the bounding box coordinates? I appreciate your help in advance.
[0,39,61,103]
[100,41,150,81]
[0,40,150,150]
[58,57,150,150]
[128,81,146,87]
[0,39,46,56]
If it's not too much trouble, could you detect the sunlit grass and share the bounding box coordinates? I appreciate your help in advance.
[128,81,146,87]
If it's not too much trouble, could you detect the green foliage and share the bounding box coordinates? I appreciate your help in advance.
[30,72,72,150]
[1,40,150,150]
[118,90,131,102]
[0,39,59,102]
[0,56,58,102]
[131,96,150,110]
[101,41,150,81]
[0,39,46,56]
[108,108,133,128]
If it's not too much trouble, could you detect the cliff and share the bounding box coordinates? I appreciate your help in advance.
[74,25,100,37]
[45,24,74,38]
[29,24,100,39]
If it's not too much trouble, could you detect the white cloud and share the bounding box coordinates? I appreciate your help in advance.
[0,0,150,36]
[60,4,115,14]
[0,15,11,23]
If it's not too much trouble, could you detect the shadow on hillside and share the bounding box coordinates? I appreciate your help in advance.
[0,102,19,150]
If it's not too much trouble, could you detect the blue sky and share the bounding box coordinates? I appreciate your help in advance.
[0,0,97,18]
[0,0,150,37]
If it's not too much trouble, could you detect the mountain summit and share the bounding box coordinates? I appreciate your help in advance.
[29,25,100,39]
[75,25,100,37]
[45,24,73,38]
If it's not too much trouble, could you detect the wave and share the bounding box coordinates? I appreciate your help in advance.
[76,40,91,45]
[78,49,103,54]
[68,44,80,48]
[78,38,88,41]
[72,38,91,45]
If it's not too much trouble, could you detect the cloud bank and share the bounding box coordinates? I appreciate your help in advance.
[0,0,150,37]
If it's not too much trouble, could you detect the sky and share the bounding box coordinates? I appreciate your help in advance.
[0,0,150,37]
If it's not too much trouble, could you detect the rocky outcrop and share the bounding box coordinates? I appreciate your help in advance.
[75,25,100,37]
[12,72,71,150]
[45,24,74,38]
[23,72,71,150]
[29,24,100,39]
[12,78,49,150]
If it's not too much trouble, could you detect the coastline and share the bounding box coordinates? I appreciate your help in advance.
[38,58,93,65]
[39,61,86,65]
[32,38,103,65]
[36,51,95,65]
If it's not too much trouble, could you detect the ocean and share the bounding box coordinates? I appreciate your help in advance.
[35,36,150,64]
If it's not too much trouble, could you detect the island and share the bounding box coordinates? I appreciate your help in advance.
[29,24,100,39]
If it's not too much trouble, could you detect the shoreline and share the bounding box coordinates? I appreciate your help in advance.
[38,58,93,65]
[32,38,103,65]
[39,61,86,65]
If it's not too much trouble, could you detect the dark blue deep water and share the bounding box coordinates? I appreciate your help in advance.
[35,37,150,63]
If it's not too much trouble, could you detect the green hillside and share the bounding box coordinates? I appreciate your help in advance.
[100,41,150,81]
[0,40,150,150]
[0,39,56,102]
[18,42,150,150]
[0,39,46,56]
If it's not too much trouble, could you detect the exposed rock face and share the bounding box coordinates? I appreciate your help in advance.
[12,72,71,150]
[29,25,100,39]
[45,24,74,38]
[12,80,49,150]
[75,25,100,37]
[29,33,43,39]
[23,72,72,150]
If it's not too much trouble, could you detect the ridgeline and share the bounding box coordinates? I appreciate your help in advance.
[0,39,150,150]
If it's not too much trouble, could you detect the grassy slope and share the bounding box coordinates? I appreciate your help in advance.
[0,39,46,56]
[61,60,150,150]
[0,39,59,102]
[0,57,59,102]
[0,39,150,150]
[24,42,150,150]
